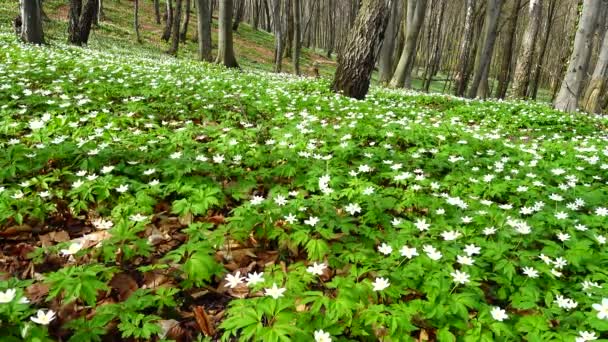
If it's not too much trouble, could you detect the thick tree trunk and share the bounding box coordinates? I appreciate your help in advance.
[581,31,608,113]
[284,0,294,58]
[378,0,399,84]
[331,0,390,99]
[494,0,521,99]
[554,0,601,112]
[78,0,96,45]
[529,0,557,99]
[68,0,83,44]
[389,0,428,89]
[467,0,502,99]
[511,0,542,98]
[216,0,240,67]
[272,0,283,72]
[232,0,245,31]
[154,0,161,24]
[168,0,182,55]
[292,0,301,75]
[20,0,45,44]
[197,0,212,61]
[134,0,141,42]
[180,0,190,41]
[162,0,174,41]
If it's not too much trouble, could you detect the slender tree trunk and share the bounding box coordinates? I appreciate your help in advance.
[511,0,543,98]
[423,0,446,92]
[494,0,522,98]
[378,0,399,84]
[326,0,335,58]
[20,0,45,44]
[389,0,429,89]
[134,0,141,42]
[162,0,174,41]
[154,0,161,24]
[529,0,557,99]
[253,0,260,30]
[272,0,283,72]
[232,0,245,31]
[216,0,240,67]
[168,0,182,55]
[180,0,190,41]
[97,0,104,23]
[331,0,390,99]
[292,0,301,75]
[467,0,502,98]
[554,0,601,112]
[197,0,212,61]
[581,31,608,113]
[284,0,294,58]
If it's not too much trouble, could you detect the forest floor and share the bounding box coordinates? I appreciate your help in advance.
[2,25,608,340]
[1,2,608,342]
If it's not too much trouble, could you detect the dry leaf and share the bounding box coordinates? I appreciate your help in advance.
[193,306,215,337]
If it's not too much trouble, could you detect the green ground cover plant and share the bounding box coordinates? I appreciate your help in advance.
[1,30,608,341]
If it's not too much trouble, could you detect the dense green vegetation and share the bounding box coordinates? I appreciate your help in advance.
[2,13,608,342]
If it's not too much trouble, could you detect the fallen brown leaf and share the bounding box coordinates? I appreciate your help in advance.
[193,306,215,337]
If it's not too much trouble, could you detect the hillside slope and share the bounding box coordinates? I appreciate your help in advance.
[0,0,337,76]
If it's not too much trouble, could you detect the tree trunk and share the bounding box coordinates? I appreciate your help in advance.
[162,0,174,41]
[97,0,104,23]
[494,0,522,99]
[331,0,390,99]
[422,0,446,92]
[292,0,301,75]
[284,0,294,58]
[554,0,601,112]
[272,0,283,72]
[168,0,182,55]
[326,0,335,58]
[154,0,161,24]
[378,0,399,84]
[529,0,557,99]
[253,0,260,30]
[389,0,429,89]
[180,0,190,41]
[216,0,240,67]
[232,0,245,31]
[68,0,83,44]
[511,0,542,98]
[197,0,212,61]
[467,0,502,99]
[581,31,608,113]
[134,0,141,42]
[20,0,45,44]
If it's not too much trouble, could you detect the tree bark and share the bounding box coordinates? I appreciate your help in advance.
[581,30,608,113]
[134,0,141,43]
[467,0,502,99]
[554,0,601,112]
[20,0,45,44]
[162,0,174,41]
[292,0,301,75]
[216,0,240,67]
[180,0,190,41]
[68,0,83,44]
[272,0,283,72]
[197,0,212,61]
[389,0,428,89]
[154,0,161,24]
[168,0,182,55]
[529,0,557,99]
[232,0,245,31]
[331,0,390,99]
[511,0,542,98]
[378,0,399,84]
[78,0,96,45]
[494,0,522,99]
[97,0,104,23]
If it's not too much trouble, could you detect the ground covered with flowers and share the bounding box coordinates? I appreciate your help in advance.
[1,31,608,342]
